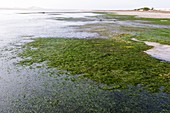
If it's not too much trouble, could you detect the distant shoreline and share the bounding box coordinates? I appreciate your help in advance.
[92,10,170,18]
[1,8,170,18]
[93,10,170,13]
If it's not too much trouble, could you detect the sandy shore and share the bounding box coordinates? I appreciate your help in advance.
[94,10,170,18]
[131,38,170,62]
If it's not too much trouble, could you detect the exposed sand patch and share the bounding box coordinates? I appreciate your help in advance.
[131,38,170,62]
[93,10,170,19]
[114,10,170,18]
[144,42,170,62]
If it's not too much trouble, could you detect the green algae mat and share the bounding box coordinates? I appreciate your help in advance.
[19,37,170,92]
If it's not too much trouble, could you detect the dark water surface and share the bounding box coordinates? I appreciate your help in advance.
[0,10,170,112]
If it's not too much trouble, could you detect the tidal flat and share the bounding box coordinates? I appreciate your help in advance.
[18,12,170,112]
[1,10,170,112]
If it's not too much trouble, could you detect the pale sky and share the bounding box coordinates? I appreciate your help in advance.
[0,0,170,10]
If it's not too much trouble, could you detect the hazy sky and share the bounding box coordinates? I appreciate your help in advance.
[0,0,169,10]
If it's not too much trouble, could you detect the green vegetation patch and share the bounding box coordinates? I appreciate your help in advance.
[120,26,170,44]
[137,28,170,44]
[99,12,170,25]
[79,22,170,45]
[19,37,170,92]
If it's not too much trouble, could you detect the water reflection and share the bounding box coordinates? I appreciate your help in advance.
[0,10,98,48]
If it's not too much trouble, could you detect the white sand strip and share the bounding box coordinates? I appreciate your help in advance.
[115,11,170,18]
[144,42,170,62]
[132,38,170,62]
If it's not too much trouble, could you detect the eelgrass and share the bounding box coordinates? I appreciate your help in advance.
[19,37,170,92]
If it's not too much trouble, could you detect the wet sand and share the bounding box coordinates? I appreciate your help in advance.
[116,10,170,18]
[144,42,170,62]
[132,38,170,62]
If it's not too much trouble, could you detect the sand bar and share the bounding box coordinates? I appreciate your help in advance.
[94,10,170,18]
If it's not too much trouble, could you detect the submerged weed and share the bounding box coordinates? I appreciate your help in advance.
[19,37,170,92]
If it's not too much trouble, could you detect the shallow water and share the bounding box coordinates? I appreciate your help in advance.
[117,20,170,28]
[0,10,170,112]
[0,10,98,48]
[1,45,170,112]
[0,10,99,112]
